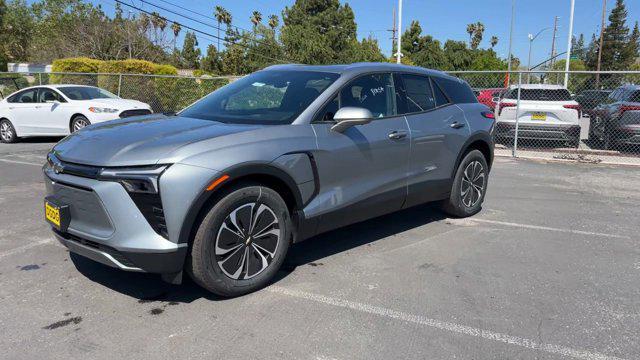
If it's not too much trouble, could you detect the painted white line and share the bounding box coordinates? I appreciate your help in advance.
[0,158,42,167]
[269,286,627,360]
[449,218,629,239]
[0,238,55,259]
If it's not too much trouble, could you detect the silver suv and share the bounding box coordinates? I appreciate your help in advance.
[43,63,495,296]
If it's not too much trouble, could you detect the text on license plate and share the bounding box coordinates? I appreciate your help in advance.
[531,112,546,120]
[45,202,61,227]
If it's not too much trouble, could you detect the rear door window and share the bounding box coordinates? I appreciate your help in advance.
[8,88,38,103]
[431,79,450,107]
[400,74,435,113]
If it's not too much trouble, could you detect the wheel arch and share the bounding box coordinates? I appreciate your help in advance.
[177,163,304,246]
[452,132,494,179]
[69,113,88,132]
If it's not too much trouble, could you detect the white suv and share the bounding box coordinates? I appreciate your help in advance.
[0,85,152,143]
[494,84,582,148]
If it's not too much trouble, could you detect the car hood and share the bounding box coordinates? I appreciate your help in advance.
[83,98,150,109]
[52,115,265,167]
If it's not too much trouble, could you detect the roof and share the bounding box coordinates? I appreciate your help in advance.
[508,84,568,90]
[264,62,448,77]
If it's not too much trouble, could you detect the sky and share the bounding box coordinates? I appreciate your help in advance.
[87,0,640,67]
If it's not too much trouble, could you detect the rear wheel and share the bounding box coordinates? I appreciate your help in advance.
[187,184,291,297]
[71,115,90,133]
[441,150,488,218]
[0,119,18,143]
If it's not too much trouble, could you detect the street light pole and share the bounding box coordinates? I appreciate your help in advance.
[564,0,575,87]
[527,27,551,83]
[395,0,403,64]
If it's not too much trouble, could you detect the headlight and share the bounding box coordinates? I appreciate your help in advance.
[98,165,169,194]
[89,107,119,113]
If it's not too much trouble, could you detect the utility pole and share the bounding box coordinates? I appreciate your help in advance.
[506,0,516,87]
[563,0,575,87]
[388,8,397,58]
[395,0,403,64]
[596,0,606,89]
[549,16,559,70]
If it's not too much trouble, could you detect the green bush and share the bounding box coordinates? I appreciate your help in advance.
[50,57,102,85]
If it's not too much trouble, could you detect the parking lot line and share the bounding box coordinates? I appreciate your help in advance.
[268,286,627,360]
[449,218,629,239]
[0,158,43,167]
[0,238,55,259]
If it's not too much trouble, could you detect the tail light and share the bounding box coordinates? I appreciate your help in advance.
[563,104,582,118]
[619,105,640,117]
[498,102,516,116]
[481,111,495,119]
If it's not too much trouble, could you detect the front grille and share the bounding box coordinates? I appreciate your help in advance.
[55,230,136,268]
[119,109,152,118]
[128,193,169,239]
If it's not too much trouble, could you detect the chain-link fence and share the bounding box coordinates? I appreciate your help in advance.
[449,70,640,166]
[0,71,239,114]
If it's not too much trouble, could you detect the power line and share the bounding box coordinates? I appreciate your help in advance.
[111,0,290,64]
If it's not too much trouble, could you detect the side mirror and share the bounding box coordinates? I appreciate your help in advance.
[330,107,374,132]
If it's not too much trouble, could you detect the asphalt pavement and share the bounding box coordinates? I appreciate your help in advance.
[0,139,639,360]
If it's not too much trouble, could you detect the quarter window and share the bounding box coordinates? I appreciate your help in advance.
[400,74,435,113]
[431,80,450,107]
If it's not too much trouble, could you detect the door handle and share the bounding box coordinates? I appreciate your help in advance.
[450,121,465,129]
[388,130,408,140]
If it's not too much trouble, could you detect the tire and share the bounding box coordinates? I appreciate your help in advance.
[0,119,18,143]
[187,184,291,297]
[71,115,91,133]
[441,150,489,218]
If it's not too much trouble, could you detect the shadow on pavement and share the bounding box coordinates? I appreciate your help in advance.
[17,136,64,144]
[71,203,447,303]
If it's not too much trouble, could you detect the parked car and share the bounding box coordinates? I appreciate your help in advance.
[574,89,612,112]
[494,84,582,148]
[476,87,506,110]
[589,84,640,150]
[43,63,495,297]
[0,85,152,143]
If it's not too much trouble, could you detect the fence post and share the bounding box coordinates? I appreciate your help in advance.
[512,72,523,158]
[38,73,42,85]
[117,74,122,97]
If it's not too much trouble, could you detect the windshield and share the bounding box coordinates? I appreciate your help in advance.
[180,70,340,125]
[504,88,572,101]
[59,86,118,100]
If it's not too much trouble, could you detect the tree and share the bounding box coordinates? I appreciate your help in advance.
[214,6,231,50]
[281,0,358,64]
[201,44,221,73]
[170,22,181,49]
[347,36,385,62]
[592,0,635,70]
[490,36,498,49]
[0,0,34,63]
[180,32,200,69]
[250,11,262,26]
[268,14,279,30]
[466,23,476,45]
[571,34,586,61]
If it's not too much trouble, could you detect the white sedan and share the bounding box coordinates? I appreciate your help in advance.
[0,85,152,143]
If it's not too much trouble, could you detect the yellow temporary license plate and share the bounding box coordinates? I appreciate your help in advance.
[531,112,547,120]
[45,201,61,228]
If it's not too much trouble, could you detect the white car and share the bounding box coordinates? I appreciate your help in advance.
[0,85,152,143]
[494,84,582,148]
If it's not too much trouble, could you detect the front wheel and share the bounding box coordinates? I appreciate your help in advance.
[71,116,91,133]
[187,184,291,297]
[441,150,489,217]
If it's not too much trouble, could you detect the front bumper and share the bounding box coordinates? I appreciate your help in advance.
[43,165,189,274]
[495,122,580,141]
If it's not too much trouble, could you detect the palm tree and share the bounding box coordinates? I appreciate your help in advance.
[490,35,498,49]
[214,6,227,50]
[268,14,279,30]
[171,22,182,49]
[250,11,262,27]
[466,23,476,46]
[471,22,485,49]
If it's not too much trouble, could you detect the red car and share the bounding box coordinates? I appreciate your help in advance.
[476,88,506,110]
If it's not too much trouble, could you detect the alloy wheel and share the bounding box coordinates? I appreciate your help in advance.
[214,202,280,280]
[73,118,88,132]
[460,160,485,208]
[0,122,13,141]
